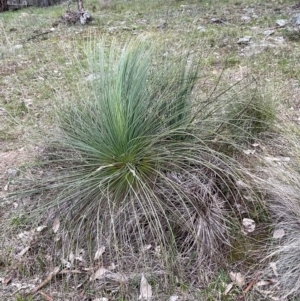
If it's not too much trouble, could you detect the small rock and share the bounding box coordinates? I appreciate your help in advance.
[0,108,7,116]
[23,99,33,108]
[291,13,300,26]
[157,22,168,30]
[263,29,275,36]
[273,229,285,239]
[5,168,19,179]
[275,19,288,27]
[229,272,245,288]
[241,15,251,22]
[273,36,285,43]
[86,74,101,81]
[242,218,255,234]
[237,36,252,44]
[211,18,225,24]
[14,44,23,50]
[108,26,118,32]
[197,26,206,32]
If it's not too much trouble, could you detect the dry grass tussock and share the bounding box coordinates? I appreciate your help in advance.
[259,128,300,300]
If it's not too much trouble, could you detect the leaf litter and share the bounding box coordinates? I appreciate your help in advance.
[139,274,152,301]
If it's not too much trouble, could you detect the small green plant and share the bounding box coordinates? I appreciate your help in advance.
[199,270,238,301]
[10,214,28,227]
[15,294,34,301]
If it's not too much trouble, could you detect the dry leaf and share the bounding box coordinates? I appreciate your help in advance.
[108,263,116,270]
[3,276,12,285]
[224,282,234,295]
[94,246,106,261]
[242,218,255,234]
[75,254,84,262]
[139,274,152,300]
[93,298,108,301]
[230,272,245,288]
[61,258,71,268]
[106,272,128,283]
[90,267,109,281]
[273,229,285,239]
[36,225,47,232]
[169,296,179,301]
[154,246,161,257]
[243,149,255,155]
[52,218,60,233]
[269,262,278,277]
[255,280,271,287]
[3,183,9,191]
[17,230,35,245]
[235,180,248,188]
[264,156,290,163]
[142,245,152,252]
[74,249,85,262]
[16,246,30,259]
[69,252,75,265]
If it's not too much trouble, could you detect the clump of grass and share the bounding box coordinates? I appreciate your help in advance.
[223,81,277,142]
[264,159,300,299]
[283,29,300,42]
[25,38,267,284]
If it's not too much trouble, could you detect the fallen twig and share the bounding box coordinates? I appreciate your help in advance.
[39,291,54,301]
[243,272,262,294]
[27,31,52,41]
[30,266,60,294]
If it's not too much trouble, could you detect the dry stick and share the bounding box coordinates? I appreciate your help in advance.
[27,31,52,41]
[243,271,263,295]
[59,269,84,274]
[30,266,60,294]
[39,291,54,301]
[77,0,84,13]
[243,277,258,294]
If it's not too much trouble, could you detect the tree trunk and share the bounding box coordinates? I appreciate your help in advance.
[77,0,84,13]
[0,0,8,12]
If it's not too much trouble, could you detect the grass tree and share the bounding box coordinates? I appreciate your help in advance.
[28,38,274,283]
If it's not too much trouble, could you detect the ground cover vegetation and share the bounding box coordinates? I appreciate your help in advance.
[1,0,300,300]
